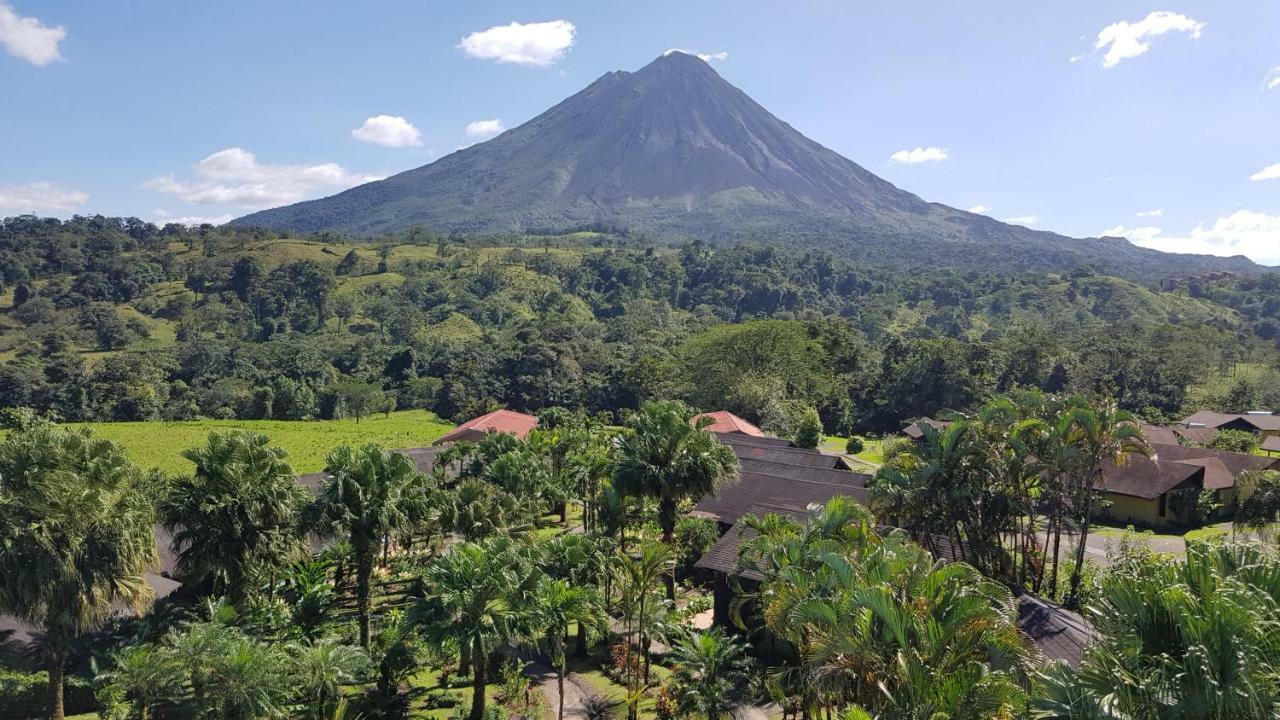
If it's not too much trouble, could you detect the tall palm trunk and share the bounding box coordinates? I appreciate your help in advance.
[660,496,677,600]
[557,656,567,720]
[47,654,65,720]
[1048,514,1063,599]
[1067,472,1098,604]
[470,638,487,720]
[355,537,374,650]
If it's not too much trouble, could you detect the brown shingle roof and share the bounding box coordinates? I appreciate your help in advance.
[1182,411,1280,433]
[1099,454,1204,499]
[1140,424,1181,446]
[720,435,850,470]
[1150,443,1279,488]
[902,417,951,441]
[694,411,766,436]
[434,409,539,445]
[692,467,869,525]
[1263,436,1280,454]
[1014,589,1093,668]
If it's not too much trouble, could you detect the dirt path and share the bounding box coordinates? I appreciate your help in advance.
[527,661,595,720]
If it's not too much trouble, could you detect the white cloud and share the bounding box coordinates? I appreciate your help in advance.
[351,115,422,147]
[1068,54,1085,64]
[1003,215,1039,226]
[0,2,65,66]
[145,147,381,208]
[1093,11,1205,68]
[464,119,506,139]
[458,20,575,66]
[1136,208,1164,217]
[967,204,991,214]
[663,48,728,62]
[0,181,87,213]
[151,210,234,226]
[890,147,948,164]
[1266,67,1280,90]
[1113,211,1280,266]
[1249,163,1280,182]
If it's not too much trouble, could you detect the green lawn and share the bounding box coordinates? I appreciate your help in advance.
[821,435,886,470]
[68,409,453,474]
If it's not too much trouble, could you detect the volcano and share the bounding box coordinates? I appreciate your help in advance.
[233,52,1260,277]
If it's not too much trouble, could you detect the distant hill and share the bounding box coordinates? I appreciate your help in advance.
[233,52,1262,279]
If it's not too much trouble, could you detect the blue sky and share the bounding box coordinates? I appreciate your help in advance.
[1,1,1277,264]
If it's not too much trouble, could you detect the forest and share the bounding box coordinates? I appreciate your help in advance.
[4,399,1280,719]
[2,215,1279,440]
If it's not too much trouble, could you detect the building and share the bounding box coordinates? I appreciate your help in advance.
[1144,443,1279,507]
[1097,454,1205,527]
[692,410,767,437]
[1013,589,1093,667]
[1181,410,1280,439]
[432,408,539,445]
[1264,436,1280,457]
[902,417,952,442]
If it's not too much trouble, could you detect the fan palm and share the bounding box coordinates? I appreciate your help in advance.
[411,536,541,720]
[668,628,753,720]
[0,424,158,720]
[304,443,429,649]
[614,400,738,599]
[533,578,607,720]
[96,643,181,720]
[158,430,308,599]
[289,638,371,720]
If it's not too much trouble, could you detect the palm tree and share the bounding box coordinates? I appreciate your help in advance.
[440,478,533,540]
[614,541,675,720]
[412,536,540,720]
[533,578,607,720]
[1056,399,1148,605]
[0,424,158,720]
[1037,541,1280,718]
[305,443,429,649]
[614,400,738,598]
[159,430,308,599]
[96,643,181,720]
[738,499,1035,719]
[289,638,371,720]
[668,629,753,720]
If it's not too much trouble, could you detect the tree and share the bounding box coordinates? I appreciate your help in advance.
[614,541,674,720]
[329,381,388,423]
[1037,541,1280,718]
[412,537,539,720]
[794,406,823,449]
[738,499,1035,719]
[0,424,158,720]
[289,638,371,720]
[305,444,428,649]
[614,400,738,599]
[667,629,753,720]
[533,579,607,720]
[1206,428,1260,454]
[335,250,361,276]
[96,644,181,720]
[1057,399,1148,605]
[159,430,308,599]
[1234,469,1280,532]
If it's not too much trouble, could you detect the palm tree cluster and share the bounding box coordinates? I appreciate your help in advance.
[736,497,1038,719]
[872,392,1149,603]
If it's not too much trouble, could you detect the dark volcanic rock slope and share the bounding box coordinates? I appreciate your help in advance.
[234,52,1260,277]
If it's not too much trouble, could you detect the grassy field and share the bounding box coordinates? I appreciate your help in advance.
[69,410,453,474]
[821,435,887,470]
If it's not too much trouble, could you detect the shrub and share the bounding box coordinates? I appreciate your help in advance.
[845,436,865,454]
[1206,429,1260,454]
[0,668,98,718]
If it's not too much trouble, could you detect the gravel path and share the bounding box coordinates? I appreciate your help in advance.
[527,661,595,720]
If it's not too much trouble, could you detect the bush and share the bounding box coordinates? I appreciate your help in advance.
[845,436,865,454]
[1206,429,1260,454]
[0,668,98,718]
[794,407,822,449]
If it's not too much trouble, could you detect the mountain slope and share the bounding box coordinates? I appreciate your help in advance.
[233,52,1261,278]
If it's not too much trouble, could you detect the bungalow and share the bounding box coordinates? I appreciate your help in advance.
[1144,443,1279,508]
[1181,410,1280,439]
[693,410,767,437]
[1264,436,1280,457]
[432,408,539,445]
[1096,454,1205,528]
[902,417,952,442]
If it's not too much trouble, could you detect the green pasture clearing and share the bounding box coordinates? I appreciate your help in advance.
[68,409,452,474]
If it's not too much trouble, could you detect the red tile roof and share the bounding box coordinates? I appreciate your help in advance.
[434,409,539,445]
[693,411,766,436]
